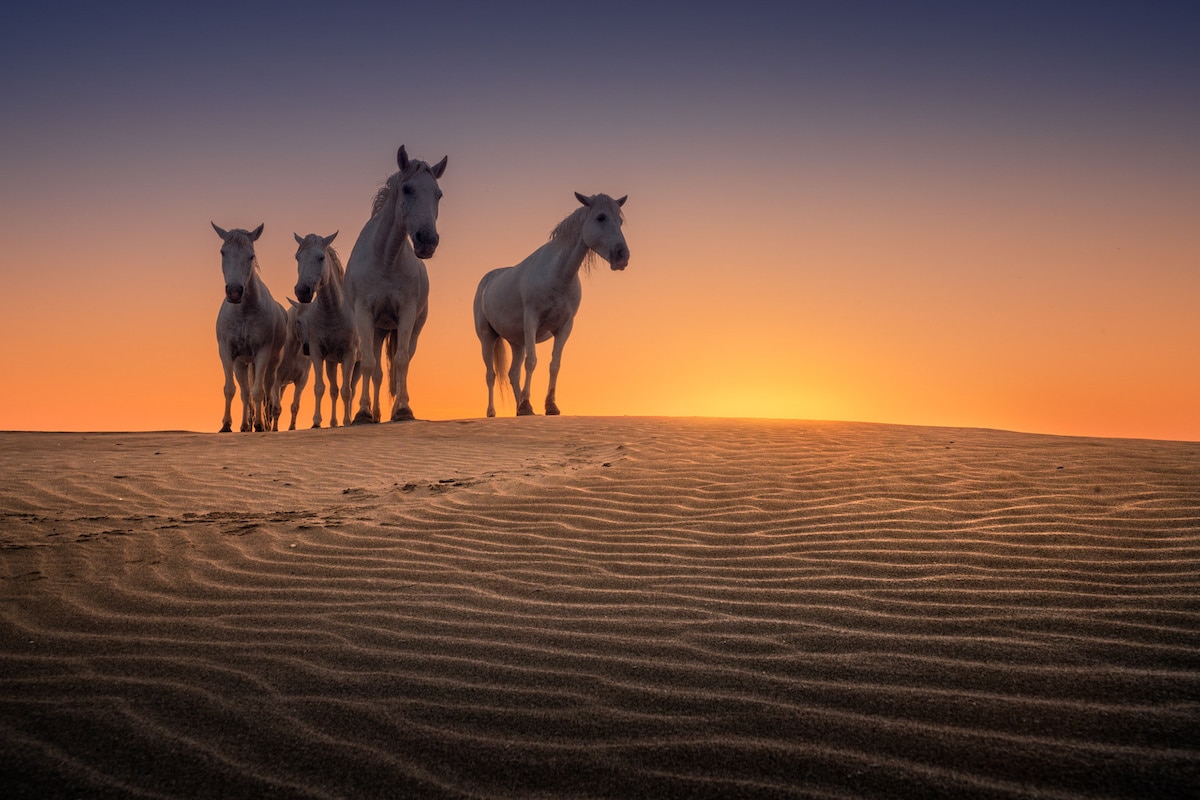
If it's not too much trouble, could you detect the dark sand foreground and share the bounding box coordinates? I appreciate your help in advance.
[2,417,1198,798]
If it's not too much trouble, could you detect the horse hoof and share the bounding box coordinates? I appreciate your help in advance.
[516,400,535,416]
[219,425,232,433]
[392,407,415,422]
[352,411,377,425]
[545,403,560,416]
[311,422,322,430]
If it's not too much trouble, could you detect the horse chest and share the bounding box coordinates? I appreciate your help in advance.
[316,327,353,359]
[228,327,266,360]
[534,293,579,339]
[368,289,423,328]
[536,310,568,340]
[220,308,276,360]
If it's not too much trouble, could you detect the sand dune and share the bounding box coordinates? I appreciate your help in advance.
[2,417,1198,798]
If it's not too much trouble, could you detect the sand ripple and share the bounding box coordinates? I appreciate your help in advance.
[2,418,1198,798]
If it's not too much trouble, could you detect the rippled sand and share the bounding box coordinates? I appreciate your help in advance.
[2,418,1198,798]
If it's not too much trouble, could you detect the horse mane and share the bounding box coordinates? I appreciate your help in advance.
[370,182,390,217]
[369,159,438,217]
[325,244,345,282]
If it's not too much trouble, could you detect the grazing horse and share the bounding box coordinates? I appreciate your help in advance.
[344,145,447,423]
[473,192,629,417]
[276,301,312,430]
[292,231,359,428]
[212,223,288,432]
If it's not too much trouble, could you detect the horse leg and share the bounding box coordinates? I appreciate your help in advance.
[517,315,539,416]
[251,351,272,432]
[508,340,532,416]
[402,305,428,420]
[290,368,307,431]
[310,350,327,429]
[325,360,340,428]
[389,314,419,422]
[341,355,359,427]
[235,360,253,432]
[544,318,574,416]
[479,329,499,418]
[220,353,236,433]
[370,335,385,422]
[355,332,383,426]
[350,307,378,424]
[266,351,284,432]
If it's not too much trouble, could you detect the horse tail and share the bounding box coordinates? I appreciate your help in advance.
[492,337,509,400]
[383,328,399,401]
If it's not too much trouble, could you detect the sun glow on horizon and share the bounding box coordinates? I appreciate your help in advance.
[1,5,1197,443]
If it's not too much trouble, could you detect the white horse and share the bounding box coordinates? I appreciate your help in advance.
[276,301,312,430]
[292,231,359,428]
[473,192,629,417]
[344,145,447,423]
[212,223,288,432]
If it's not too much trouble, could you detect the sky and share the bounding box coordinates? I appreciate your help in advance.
[1,1,1197,440]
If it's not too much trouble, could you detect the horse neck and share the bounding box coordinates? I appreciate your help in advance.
[371,189,409,268]
[545,233,590,285]
[242,265,268,307]
[316,256,347,312]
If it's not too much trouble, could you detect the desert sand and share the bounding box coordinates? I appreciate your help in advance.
[2,417,1198,798]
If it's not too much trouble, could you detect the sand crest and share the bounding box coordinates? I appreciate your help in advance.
[2,418,1198,798]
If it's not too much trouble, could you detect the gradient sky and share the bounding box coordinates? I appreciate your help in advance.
[2,1,1197,440]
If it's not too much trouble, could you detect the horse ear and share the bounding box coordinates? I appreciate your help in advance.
[212,222,229,239]
[397,145,410,172]
[323,231,338,246]
[294,233,304,245]
[575,192,592,208]
[287,297,299,308]
[431,156,448,179]
[617,195,627,207]
[250,224,264,241]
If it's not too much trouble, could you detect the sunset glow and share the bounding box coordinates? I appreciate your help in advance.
[2,3,1197,440]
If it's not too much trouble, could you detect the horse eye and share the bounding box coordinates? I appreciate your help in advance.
[402,184,414,196]
[317,254,325,262]
[220,248,227,256]
[596,214,607,223]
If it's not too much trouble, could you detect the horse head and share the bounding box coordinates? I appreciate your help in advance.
[575,193,629,271]
[394,145,447,260]
[293,231,338,303]
[212,222,264,303]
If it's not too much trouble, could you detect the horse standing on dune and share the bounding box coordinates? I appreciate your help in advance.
[291,231,359,428]
[212,223,288,432]
[473,192,629,417]
[344,145,447,423]
[276,301,312,430]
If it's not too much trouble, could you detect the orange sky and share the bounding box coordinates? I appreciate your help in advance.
[2,3,1198,441]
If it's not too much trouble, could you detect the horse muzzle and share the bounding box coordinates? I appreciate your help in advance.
[412,231,440,260]
[609,246,630,271]
[295,285,314,304]
[225,285,244,303]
